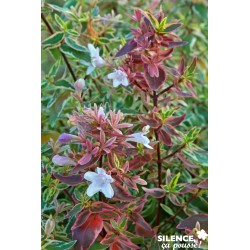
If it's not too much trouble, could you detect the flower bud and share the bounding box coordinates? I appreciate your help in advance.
[58,133,78,144]
[52,155,76,166]
[74,78,85,95]
[45,218,55,237]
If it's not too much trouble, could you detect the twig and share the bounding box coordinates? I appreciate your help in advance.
[63,189,76,205]
[41,13,77,82]
[157,84,174,97]
[134,81,153,97]
[162,144,186,161]
[158,188,201,231]
[152,91,163,226]
[98,155,103,201]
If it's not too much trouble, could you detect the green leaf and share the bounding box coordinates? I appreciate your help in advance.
[55,79,74,89]
[47,4,70,13]
[66,29,80,37]
[49,91,71,127]
[118,217,127,229]
[98,37,110,44]
[169,172,180,190]
[57,183,68,190]
[160,204,175,216]
[67,203,83,217]
[186,57,197,75]
[89,242,109,250]
[48,58,61,78]
[192,4,208,19]
[91,6,99,17]
[55,14,66,30]
[65,37,88,52]
[131,236,144,244]
[74,188,84,202]
[46,240,77,250]
[164,23,182,32]
[42,32,64,48]
[60,44,91,64]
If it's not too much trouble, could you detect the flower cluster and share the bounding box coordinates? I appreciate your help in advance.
[52,103,152,197]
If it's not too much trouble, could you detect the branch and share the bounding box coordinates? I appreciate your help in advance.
[41,13,77,82]
[157,84,174,97]
[158,188,201,231]
[152,91,163,226]
[134,81,153,97]
[162,144,186,161]
[63,189,76,205]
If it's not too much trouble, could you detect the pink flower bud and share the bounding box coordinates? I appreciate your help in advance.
[58,133,78,144]
[52,155,76,166]
[74,78,85,94]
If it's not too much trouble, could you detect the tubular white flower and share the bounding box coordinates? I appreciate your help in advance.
[107,69,129,87]
[87,44,105,75]
[197,229,208,241]
[84,167,114,198]
[127,127,153,149]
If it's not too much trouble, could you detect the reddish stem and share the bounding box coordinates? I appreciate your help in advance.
[63,189,76,205]
[158,188,201,231]
[157,84,174,97]
[162,144,186,161]
[152,91,163,226]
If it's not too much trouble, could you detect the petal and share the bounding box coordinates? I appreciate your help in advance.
[127,132,145,144]
[143,143,153,149]
[84,171,98,182]
[107,72,117,79]
[86,65,95,75]
[101,183,114,198]
[86,182,102,197]
[88,44,97,57]
[122,77,129,86]
[96,167,106,175]
[113,79,121,87]
[95,57,105,67]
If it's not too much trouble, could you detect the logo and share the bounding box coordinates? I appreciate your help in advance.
[157,235,199,249]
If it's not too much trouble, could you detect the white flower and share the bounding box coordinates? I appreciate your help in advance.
[107,69,129,87]
[87,44,105,75]
[127,126,153,149]
[84,167,114,198]
[197,229,208,241]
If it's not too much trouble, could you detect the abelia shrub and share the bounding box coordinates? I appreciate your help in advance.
[42,2,208,250]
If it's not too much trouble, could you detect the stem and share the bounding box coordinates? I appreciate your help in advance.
[63,189,76,205]
[162,144,186,161]
[41,13,77,82]
[99,155,103,201]
[158,188,201,231]
[152,91,163,226]
[98,155,107,238]
[157,84,174,97]
[134,81,153,97]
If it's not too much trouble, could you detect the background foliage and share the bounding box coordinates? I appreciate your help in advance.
[41,0,207,249]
